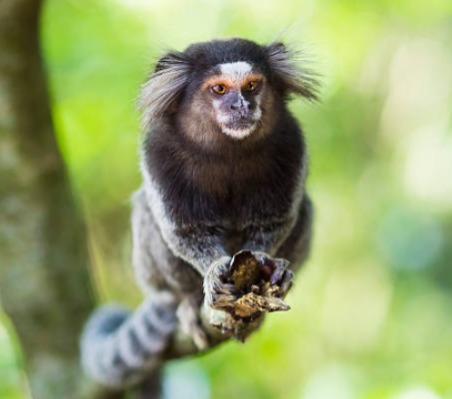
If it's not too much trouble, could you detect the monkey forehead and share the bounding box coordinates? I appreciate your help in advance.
[220,61,252,81]
[202,61,264,89]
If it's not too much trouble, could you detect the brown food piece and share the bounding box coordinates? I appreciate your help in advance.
[219,250,292,319]
[229,251,261,290]
[233,292,290,318]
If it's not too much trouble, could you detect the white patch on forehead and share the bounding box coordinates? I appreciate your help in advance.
[219,61,252,81]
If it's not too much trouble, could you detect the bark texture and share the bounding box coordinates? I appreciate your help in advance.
[0,0,106,397]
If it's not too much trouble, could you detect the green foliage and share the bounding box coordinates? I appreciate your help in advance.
[1,0,452,397]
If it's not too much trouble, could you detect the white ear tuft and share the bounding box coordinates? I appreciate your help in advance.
[138,52,191,129]
[265,42,319,100]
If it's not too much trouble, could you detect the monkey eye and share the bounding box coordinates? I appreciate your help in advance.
[212,84,227,95]
[244,81,259,92]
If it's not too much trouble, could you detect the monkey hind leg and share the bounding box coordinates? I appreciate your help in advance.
[80,291,177,388]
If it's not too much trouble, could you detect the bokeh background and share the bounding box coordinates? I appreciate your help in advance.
[1,0,452,398]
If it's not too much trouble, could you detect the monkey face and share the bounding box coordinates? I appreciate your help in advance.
[139,38,318,148]
[201,61,265,140]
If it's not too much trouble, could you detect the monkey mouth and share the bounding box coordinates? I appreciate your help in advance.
[216,111,260,139]
[230,121,255,129]
[221,121,257,140]
[226,115,256,130]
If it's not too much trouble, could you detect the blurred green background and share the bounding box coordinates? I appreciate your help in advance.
[1,0,452,398]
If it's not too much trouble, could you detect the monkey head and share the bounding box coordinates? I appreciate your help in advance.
[139,38,317,148]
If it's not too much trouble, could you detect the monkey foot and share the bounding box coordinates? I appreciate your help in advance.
[177,297,209,351]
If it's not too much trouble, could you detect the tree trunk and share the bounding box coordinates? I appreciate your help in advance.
[0,2,228,397]
[0,0,118,397]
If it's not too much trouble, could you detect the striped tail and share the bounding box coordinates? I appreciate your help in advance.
[80,292,177,388]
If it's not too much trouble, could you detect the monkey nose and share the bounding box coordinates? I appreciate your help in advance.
[230,98,249,116]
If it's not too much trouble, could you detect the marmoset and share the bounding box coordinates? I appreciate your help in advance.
[81,38,317,388]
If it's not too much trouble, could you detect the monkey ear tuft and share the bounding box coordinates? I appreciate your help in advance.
[264,42,319,101]
[138,51,191,129]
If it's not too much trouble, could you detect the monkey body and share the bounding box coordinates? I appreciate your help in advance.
[81,38,316,388]
[137,106,306,286]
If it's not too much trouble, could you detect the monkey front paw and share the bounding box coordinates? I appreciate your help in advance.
[203,256,256,339]
[245,251,294,298]
[203,251,293,338]
[204,256,238,309]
